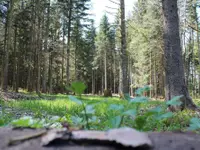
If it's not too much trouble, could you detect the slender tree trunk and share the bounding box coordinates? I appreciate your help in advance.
[62,27,65,84]
[48,53,53,93]
[191,30,195,98]
[92,70,95,95]
[42,0,50,93]
[104,49,107,90]
[150,49,152,98]
[130,60,133,97]
[74,34,78,81]
[16,58,20,93]
[101,67,104,95]
[154,56,157,99]
[66,0,72,88]
[27,1,34,91]
[36,14,41,94]
[162,0,197,110]
[13,26,17,91]
[113,51,116,94]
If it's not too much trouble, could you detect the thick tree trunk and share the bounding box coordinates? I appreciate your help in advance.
[119,0,129,95]
[194,0,200,97]
[162,0,197,110]
[42,0,50,93]
[1,0,14,91]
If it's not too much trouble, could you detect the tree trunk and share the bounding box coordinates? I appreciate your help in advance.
[150,49,152,98]
[119,0,129,95]
[66,0,72,88]
[162,0,197,110]
[92,70,95,95]
[194,0,200,97]
[1,0,14,91]
[130,60,133,97]
[113,51,116,94]
[154,56,157,99]
[42,0,50,93]
[12,25,17,91]
[62,26,65,84]
[36,12,41,94]
[48,53,53,94]
[104,49,107,90]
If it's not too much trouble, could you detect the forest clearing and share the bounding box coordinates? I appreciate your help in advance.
[1,0,200,149]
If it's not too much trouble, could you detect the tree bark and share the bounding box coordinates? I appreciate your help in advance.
[48,53,53,94]
[92,70,95,95]
[119,0,129,95]
[162,0,197,110]
[42,0,50,93]
[12,25,17,92]
[104,49,107,90]
[66,0,72,89]
[1,0,14,91]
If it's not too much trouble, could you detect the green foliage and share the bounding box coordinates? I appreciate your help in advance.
[68,95,83,105]
[0,101,16,127]
[2,85,200,132]
[67,81,87,96]
[110,116,122,128]
[135,85,151,96]
[166,95,183,106]
[188,118,200,131]
[11,116,66,128]
[67,81,100,129]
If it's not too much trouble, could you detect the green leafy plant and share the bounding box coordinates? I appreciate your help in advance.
[67,81,101,129]
[5,82,186,131]
[67,83,184,131]
[107,86,184,130]
[11,116,67,128]
[67,81,87,97]
[188,118,200,132]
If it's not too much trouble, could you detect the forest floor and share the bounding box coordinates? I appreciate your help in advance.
[0,92,200,132]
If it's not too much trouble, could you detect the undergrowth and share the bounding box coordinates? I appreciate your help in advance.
[0,82,200,132]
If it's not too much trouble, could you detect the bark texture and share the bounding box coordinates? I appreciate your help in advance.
[120,0,129,94]
[162,0,197,110]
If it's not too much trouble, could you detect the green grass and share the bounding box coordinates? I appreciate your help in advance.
[0,95,199,131]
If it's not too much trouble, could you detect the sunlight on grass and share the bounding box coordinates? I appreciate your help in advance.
[1,95,199,131]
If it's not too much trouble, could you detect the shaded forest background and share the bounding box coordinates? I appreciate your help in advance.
[0,0,200,99]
